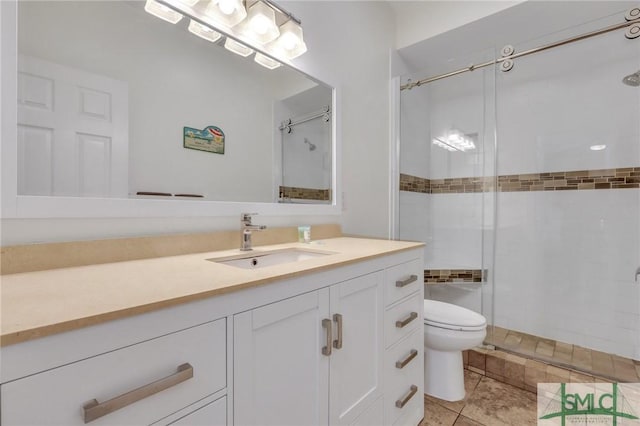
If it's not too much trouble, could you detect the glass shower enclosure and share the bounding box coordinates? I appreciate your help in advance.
[398,5,640,381]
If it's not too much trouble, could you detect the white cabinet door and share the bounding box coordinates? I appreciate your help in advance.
[329,272,384,425]
[234,289,330,426]
[17,55,128,197]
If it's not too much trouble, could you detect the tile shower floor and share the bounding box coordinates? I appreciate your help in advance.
[421,369,538,426]
[485,326,640,383]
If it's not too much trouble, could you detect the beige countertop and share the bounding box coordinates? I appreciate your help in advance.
[1,237,423,347]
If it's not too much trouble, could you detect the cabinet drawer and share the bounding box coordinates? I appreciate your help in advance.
[169,396,226,426]
[384,329,423,425]
[1,319,226,426]
[384,292,422,348]
[385,259,422,306]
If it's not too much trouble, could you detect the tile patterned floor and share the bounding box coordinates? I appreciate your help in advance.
[485,326,640,383]
[421,369,538,426]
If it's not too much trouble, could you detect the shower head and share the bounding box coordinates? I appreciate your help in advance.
[304,138,316,151]
[622,70,640,87]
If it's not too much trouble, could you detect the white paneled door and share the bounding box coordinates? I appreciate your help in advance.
[17,55,128,197]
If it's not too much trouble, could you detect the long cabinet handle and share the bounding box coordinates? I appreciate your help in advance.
[82,363,193,423]
[333,314,343,349]
[395,385,418,408]
[396,312,418,328]
[322,318,332,356]
[396,275,418,288]
[395,349,418,369]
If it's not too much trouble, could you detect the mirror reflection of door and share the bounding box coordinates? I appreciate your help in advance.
[17,55,128,197]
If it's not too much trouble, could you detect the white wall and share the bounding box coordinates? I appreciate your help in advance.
[390,0,523,49]
[284,1,396,238]
[1,1,396,244]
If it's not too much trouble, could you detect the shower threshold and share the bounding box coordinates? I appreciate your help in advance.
[484,325,640,383]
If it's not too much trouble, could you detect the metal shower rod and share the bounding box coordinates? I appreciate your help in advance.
[401,15,640,91]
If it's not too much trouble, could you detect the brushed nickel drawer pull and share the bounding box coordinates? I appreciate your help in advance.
[396,312,418,328]
[395,385,418,408]
[396,275,418,288]
[333,313,343,349]
[395,349,418,369]
[322,318,332,356]
[82,363,193,423]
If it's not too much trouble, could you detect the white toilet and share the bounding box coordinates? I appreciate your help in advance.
[423,299,487,402]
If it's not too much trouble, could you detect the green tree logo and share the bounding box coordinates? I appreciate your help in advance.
[540,383,639,425]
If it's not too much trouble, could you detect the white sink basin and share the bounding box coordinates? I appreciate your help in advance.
[208,248,334,269]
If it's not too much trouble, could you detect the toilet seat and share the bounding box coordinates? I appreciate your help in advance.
[424,299,486,332]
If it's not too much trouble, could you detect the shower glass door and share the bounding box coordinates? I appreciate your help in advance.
[398,48,497,327]
[491,11,640,379]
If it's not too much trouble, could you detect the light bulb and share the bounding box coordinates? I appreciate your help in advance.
[250,15,271,35]
[204,0,246,28]
[280,33,297,50]
[272,20,307,59]
[241,1,279,44]
[218,0,236,15]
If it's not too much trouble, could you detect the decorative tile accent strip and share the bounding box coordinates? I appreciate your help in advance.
[399,173,430,193]
[400,167,640,194]
[424,269,486,284]
[431,177,491,194]
[497,167,640,191]
[279,186,331,201]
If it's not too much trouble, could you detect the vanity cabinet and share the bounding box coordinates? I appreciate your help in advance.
[234,272,384,426]
[0,242,424,426]
[1,319,227,426]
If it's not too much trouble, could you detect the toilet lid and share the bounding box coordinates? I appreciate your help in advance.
[423,299,486,331]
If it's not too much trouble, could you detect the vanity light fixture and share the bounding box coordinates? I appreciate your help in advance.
[205,0,247,28]
[145,0,304,70]
[590,144,607,151]
[188,20,223,42]
[224,38,255,57]
[144,0,184,24]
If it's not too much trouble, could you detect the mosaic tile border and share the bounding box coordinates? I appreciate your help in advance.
[424,269,485,284]
[400,167,640,194]
[279,186,331,201]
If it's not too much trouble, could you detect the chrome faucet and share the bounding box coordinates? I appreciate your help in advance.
[240,213,266,251]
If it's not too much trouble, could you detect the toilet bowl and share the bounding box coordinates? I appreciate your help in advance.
[423,299,487,402]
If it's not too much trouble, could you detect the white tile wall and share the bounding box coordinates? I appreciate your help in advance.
[493,190,640,359]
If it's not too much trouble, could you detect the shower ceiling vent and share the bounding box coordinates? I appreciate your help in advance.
[432,130,477,152]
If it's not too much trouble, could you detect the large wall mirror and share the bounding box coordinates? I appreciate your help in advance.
[5,0,335,217]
